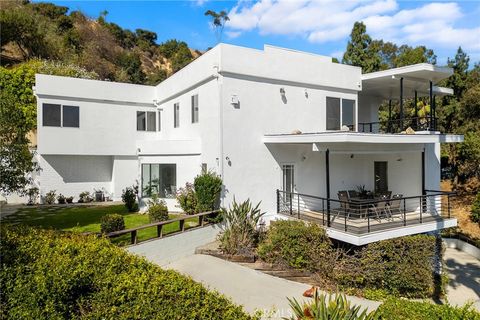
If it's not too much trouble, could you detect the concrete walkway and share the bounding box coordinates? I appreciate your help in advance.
[444,247,480,310]
[165,254,381,317]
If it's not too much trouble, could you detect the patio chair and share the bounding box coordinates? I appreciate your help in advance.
[347,190,359,198]
[334,191,351,222]
[387,194,403,220]
[369,195,390,221]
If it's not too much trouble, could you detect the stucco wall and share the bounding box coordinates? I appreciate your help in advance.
[38,155,113,201]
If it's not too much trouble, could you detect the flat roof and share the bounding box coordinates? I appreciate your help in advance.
[361,63,454,99]
[263,132,464,144]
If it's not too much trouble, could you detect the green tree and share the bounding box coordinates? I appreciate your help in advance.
[116,52,146,84]
[0,92,38,194]
[447,47,470,99]
[342,22,381,73]
[204,10,229,43]
[393,45,436,67]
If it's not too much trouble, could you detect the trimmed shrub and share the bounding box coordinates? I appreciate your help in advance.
[257,220,335,274]
[78,191,92,203]
[286,291,376,320]
[333,235,438,298]
[147,195,168,223]
[194,171,222,212]
[0,225,251,319]
[471,192,480,224]
[44,190,56,204]
[121,185,138,212]
[218,198,265,255]
[176,182,198,214]
[376,298,480,320]
[57,194,66,204]
[100,214,125,233]
[26,187,39,205]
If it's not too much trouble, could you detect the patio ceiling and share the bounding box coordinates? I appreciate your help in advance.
[361,63,453,99]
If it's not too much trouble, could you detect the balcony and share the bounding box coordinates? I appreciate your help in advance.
[276,189,457,245]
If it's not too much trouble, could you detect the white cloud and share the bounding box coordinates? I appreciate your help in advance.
[227,0,480,56]
[226,30,242,39]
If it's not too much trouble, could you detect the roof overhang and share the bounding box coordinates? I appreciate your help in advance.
[361,63,453,99]
[263,132,464,144]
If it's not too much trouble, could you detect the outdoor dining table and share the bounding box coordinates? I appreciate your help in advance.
[348,197,385,219]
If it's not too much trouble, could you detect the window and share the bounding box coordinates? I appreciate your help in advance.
[147,111,156,131]
[342,99,355,131]
[282,164,295,193]
[42,104,61,127]
[174,103,180,128]
[326,97,356,130]
[137,111,156,131]
[137,111,146,131]
[62,105,79,128]
[326,97,340,130]
[141,163,177,198]
[191,94,199,123]
[42,103,80,128]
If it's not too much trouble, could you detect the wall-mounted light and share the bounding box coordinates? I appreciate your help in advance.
[280,88,285,95]
[350,154,354,159]
[304,89,308,98]
[231,95,239,105]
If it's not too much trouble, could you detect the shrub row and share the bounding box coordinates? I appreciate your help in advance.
[0,225,251,319]
[376,298,480,320]
[258,220,439,298]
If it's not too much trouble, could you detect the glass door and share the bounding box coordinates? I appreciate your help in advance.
[374,161,388,193]
[282,164,295,194]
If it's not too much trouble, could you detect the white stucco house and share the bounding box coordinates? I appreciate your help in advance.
[31,44,463,245]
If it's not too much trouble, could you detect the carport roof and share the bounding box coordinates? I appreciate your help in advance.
[361,63,453,99]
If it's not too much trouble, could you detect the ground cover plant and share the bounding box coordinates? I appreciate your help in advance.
[0,225,252,319]
[258,220,440,299]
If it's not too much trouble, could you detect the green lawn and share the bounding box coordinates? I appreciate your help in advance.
[2,204,200,245]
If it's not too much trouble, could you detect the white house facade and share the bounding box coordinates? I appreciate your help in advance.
[31,44,463,245]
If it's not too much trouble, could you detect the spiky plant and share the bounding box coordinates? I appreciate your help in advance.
[218,198,265,255]
[285,290,378,320]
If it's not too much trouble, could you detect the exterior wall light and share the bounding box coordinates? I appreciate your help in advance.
[280,88,286,95]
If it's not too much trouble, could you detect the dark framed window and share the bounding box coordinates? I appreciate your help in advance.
[342,99,355,131]
[146,111,156,131]
[174,103,180,128]
[326,97,340,130]
[141,163,177,198]
[42,104,61,127]
[191,94,199,123]
[137,111,146,131]
[62,105,79,128]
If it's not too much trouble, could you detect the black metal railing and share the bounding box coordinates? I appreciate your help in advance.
[276,189,455,235]
[358,116,438,134]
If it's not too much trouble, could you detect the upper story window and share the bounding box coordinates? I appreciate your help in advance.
[191,94,199,123]
[137,111,156,131]
[326,97,356,131]
[158,110,162,132]
[174,103,180,128]
[42,103,79,128]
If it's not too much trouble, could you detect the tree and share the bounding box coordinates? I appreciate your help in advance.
[447,47,470,99]
[116,52,146,84]
[204,10,229,43]
[0,92,38,194]
[342,22,381,73]
[135,28,157,49]
[393,45,436,67]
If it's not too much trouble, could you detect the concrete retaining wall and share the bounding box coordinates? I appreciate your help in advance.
[127,224,223,266]
[444,238,480,260]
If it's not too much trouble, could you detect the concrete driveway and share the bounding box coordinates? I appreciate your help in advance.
[165,254,380,317]
[444,247,480,310]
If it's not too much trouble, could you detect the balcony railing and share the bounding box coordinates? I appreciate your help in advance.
[276,189,455,235]
[358,116,438,134]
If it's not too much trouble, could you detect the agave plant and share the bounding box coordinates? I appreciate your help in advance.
[285,290,378,320]
[218,198,265,255]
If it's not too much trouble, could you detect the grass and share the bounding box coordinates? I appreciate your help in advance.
[2,204,201,245]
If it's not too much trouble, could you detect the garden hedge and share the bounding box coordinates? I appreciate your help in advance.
[376,298,480,320]
[258,220,440,298]
[0,225,252,320]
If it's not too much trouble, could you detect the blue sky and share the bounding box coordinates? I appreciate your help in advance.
[45,0,480,65]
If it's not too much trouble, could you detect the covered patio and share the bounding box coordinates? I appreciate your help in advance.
[359,64,453,133]
[264,132,460,245]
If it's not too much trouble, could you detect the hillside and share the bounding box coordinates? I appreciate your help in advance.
[0,1,202,85]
